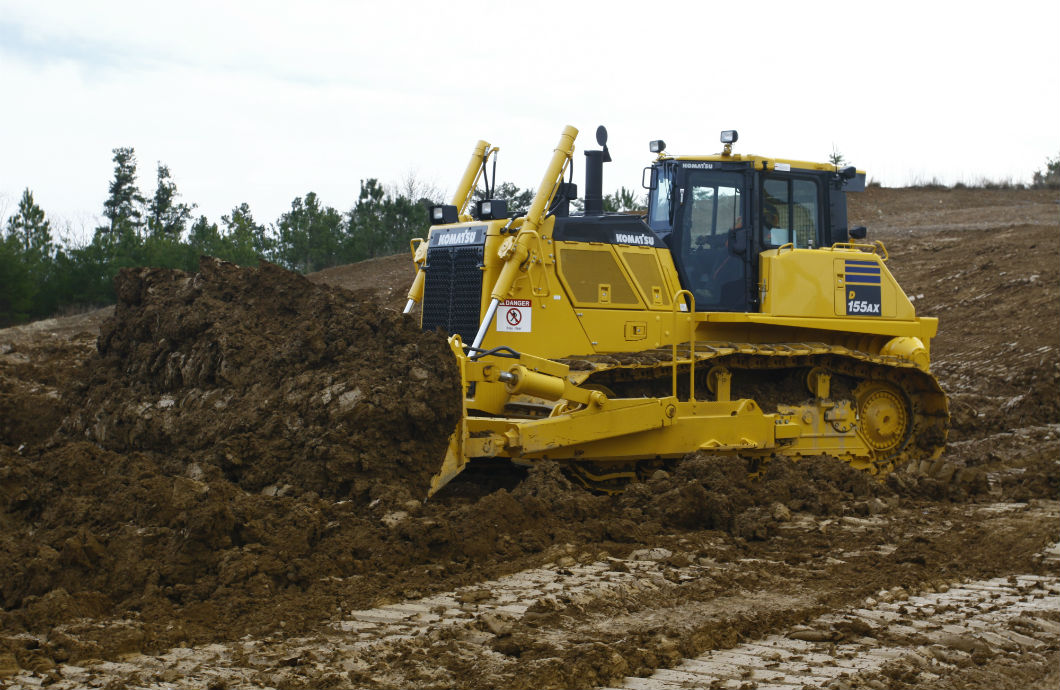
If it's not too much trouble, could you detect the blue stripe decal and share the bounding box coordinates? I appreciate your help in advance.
[846,266,881,273]
[846,274,881,284]
[845,260,878,266]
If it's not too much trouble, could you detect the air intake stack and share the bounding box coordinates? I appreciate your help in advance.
[583,125,611,215]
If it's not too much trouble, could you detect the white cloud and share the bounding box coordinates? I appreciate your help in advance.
[1,0,1057,232]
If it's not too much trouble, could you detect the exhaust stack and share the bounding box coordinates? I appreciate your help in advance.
[583,125,611,215]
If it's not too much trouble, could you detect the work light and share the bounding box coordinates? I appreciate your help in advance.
[429,204,458,224]
[475,199,507,220]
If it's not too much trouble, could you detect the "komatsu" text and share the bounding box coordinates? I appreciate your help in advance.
[436,230,478,246]
[614,233,655,246]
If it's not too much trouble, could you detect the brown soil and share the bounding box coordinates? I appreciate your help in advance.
[1,258,462,661]
[0,187,1057,688]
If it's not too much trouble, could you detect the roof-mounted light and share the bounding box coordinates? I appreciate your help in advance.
[649,139,666,154]
[720,130,739,156]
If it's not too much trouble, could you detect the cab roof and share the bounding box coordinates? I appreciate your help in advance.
[659,152,864,176]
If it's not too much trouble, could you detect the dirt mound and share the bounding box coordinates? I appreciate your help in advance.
[1,258,462,656]
[70,258,460,500]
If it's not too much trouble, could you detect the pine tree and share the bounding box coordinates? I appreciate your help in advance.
[603,186,644,213]
[147,164,195,238]
[220,203,272,265]
[276,192,344,273]
[1032,153,1060,189]
[101,147,146,241]
[0,236,32,325]
[829,145,846,169]
[5,188,54,260]
[0,189,54,324]
[345,179,436,262]
[473,181,534,212]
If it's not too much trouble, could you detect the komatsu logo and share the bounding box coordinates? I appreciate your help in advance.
[437,230,477,246]
[614,233,655,246]
[431,226,485,247]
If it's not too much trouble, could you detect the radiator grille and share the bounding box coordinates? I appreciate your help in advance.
[421,245,484,340]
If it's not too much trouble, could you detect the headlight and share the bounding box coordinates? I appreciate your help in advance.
[475,199,507,220]
[429,205,458,224]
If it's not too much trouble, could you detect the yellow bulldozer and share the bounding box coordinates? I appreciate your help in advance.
[404,126,949,496]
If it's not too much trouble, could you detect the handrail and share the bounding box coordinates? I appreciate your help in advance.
[670,290,696,400]
[829,240,890,261]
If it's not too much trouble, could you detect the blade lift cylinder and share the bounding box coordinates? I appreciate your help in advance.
[470,126,578,349]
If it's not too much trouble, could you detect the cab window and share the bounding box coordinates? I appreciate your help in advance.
[647,166,673,232]
[761,176,821,248]
[673,170,747,311]
[687,174,742,245]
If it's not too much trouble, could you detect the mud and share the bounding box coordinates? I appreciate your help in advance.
[1,258,463,661]
[1,188,1058,688]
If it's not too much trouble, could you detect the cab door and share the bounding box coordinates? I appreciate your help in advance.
[669,168,751,312]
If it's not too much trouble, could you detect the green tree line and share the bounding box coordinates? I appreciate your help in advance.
[1,147,651,326]
[0,148,447,326]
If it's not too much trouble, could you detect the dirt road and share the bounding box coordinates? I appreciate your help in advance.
[1,187,1057,689]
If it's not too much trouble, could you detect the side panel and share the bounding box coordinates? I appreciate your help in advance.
[760,248,912,321]
[555,243,645,308]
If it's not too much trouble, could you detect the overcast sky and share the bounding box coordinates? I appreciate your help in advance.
[1,0,1057,240]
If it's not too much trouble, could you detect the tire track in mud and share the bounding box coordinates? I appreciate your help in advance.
[7,502,1057,689]
[7,550,729,689]
[611,544,1060,690]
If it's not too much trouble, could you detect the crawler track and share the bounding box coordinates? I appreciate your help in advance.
[564,343,949,475]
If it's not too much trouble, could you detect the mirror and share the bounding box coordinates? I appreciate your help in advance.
[849,226,867,240]
[643,166,656,190]
[596,126,608,147]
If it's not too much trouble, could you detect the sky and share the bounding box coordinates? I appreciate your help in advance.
[1,0,1058,241]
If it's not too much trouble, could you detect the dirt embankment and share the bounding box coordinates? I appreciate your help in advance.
[1,258,465,660]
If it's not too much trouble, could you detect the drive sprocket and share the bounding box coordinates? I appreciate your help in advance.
[854,380,912,458]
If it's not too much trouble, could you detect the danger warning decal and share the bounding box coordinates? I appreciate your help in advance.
[496,299,531,333]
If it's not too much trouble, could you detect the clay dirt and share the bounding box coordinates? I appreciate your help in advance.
[0,187,1057,689]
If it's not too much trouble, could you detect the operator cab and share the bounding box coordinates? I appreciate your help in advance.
[645,131,866,313]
